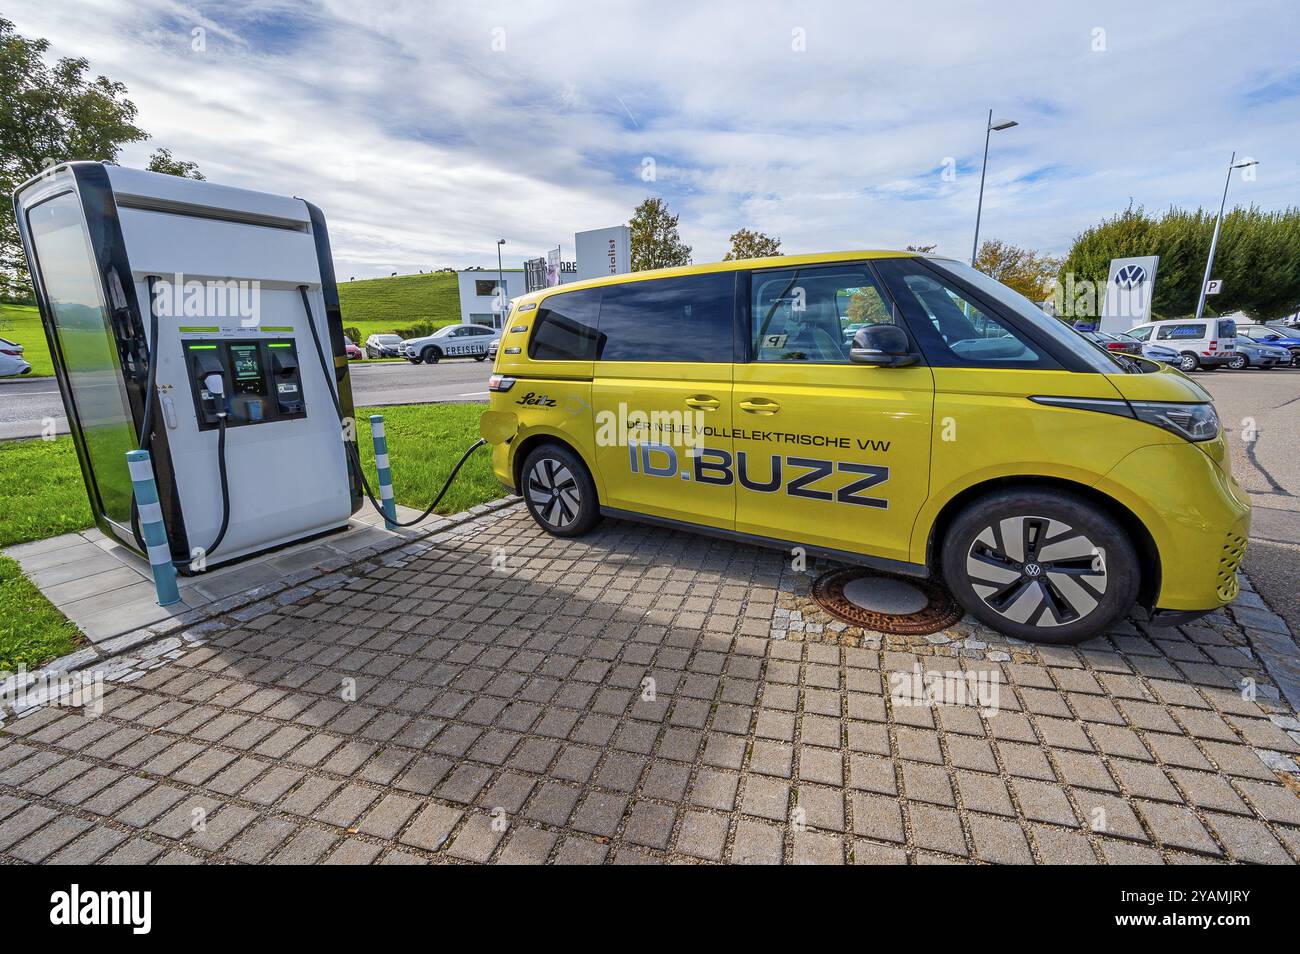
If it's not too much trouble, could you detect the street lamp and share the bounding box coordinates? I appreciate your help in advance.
[496,238,506,330]
[1193,152,1258,322]
[971,110,1018,266]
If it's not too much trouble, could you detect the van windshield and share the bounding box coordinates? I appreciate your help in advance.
[1217,320,1236,338]
[926,259,1124,374]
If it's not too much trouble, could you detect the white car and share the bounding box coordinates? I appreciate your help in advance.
[401,324,495,364]
[1126,318,1237,372]
[0,337,32,377]
[364,333,404,358]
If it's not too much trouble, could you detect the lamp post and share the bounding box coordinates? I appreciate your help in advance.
[971,110,1018,266]
[1193,153,1258,322]
[496,238,506,330]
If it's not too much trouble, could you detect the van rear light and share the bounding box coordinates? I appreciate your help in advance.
[488,374,516,392]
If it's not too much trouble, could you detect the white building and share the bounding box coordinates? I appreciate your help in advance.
[456,268,522,329]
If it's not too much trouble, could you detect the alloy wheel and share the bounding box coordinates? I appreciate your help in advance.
[527,458,581,529]
[965,515,1108,628]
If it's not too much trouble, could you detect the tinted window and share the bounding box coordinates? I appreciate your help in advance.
[1217,319,1236,338]
[1156,323,1206,340]
[597,273,734,362]
[529,288,603,360]
[752,265,896,363]
[875,259,1055,368]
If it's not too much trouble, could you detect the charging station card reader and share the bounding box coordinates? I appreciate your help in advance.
[183,339,306,430]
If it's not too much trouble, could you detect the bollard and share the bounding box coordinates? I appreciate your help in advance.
[369,415,398,530]
[126,449,180,606]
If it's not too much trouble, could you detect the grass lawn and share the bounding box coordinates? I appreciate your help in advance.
[0,555,84,672]
[353,403,502,517]
[338,272,462,335]
[0,303,51,376]
[0,402,502,669]
[0,437,94,549]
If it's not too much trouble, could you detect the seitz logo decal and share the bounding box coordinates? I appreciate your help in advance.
[628,441,890,508]
[515,391,559,407]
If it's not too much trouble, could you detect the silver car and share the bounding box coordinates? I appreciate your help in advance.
[1227,338,1290,369]
[0,337,32,377]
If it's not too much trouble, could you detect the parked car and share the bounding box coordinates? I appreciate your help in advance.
[1236,325,1300,367]
[0,337,32,377]
[401,323,495,364]
[486,251,1250,646]
[1126,318,1237,372]
[1139,342,1182,366]
[343,336,363,360]
[1079,330,1142,356]
[364,333,404,358]
[488,336,501,361]
[1227,337,1290,370]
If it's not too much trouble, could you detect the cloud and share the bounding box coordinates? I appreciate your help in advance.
[7,0,1299,275]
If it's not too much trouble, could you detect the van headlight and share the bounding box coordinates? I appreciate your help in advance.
[1129,401,1220,442]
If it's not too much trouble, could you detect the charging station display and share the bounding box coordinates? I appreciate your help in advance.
[183,339,306,430]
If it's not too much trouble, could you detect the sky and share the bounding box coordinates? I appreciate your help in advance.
[8,0,1300,279]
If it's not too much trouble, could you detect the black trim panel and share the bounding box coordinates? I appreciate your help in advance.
[599,505,930,578]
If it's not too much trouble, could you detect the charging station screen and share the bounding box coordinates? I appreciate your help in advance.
[26,192,139,526]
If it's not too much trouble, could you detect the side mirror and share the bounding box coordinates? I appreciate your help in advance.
[849,324,918,367]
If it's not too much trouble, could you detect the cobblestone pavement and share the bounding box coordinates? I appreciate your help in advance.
[1,505,1298,865]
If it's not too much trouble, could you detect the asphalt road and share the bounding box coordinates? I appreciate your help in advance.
[1197,367,1300,635]
[0,359,494,440]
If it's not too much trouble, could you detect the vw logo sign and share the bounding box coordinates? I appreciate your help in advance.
[1023,562,1043,578]
[1115,264,1147,289]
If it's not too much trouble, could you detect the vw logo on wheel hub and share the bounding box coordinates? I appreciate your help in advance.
[1023,562,1043,578]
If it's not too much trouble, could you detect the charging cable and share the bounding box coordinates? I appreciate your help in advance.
[297,285,487,529]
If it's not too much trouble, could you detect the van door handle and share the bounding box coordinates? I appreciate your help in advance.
[739,398,781,415]
[685,395,720,410]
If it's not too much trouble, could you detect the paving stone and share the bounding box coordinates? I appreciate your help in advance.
[399,802,464,852]
[447,812,507,862]
[956,772,1016,817]
[968,814,1032,864]
[676,811,729,861]
[741,776,790,822]
[907,803,968,857]
[1133,801,1222,856]
[497,824,559,864]
[730,819,784,864]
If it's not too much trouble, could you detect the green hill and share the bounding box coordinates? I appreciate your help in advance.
[337,272,461,337]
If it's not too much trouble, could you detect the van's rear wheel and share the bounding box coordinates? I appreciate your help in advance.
[940,490,1139,645]
[520,443,601,537]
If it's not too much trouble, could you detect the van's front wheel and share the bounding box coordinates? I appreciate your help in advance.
[940,490,1139,645]
[520,443,602,537]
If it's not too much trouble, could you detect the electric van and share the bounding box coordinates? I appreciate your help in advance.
[480,252,1251,644]
[1126,318,1237,373]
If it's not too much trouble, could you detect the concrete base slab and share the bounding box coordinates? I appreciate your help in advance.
[3,504,470,645]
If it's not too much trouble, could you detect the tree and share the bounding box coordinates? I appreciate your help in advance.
[974,239,1062,301]
[723,227,781,260]
[1059,204,1300,321]
[146,147,204,180]
[905,244,938,253]
[0,17,196,300]
[629,197,692,271]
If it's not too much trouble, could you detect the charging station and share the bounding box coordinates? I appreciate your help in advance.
[13,162,363,571]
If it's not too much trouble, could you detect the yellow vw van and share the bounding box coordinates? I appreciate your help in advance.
[480,252,1250,644]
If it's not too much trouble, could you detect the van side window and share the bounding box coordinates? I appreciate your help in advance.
[1156,323,1206,340]
[596,273,734,362]
[528,288,603,360]
[874,260,1044,367]
[751,266,895,363]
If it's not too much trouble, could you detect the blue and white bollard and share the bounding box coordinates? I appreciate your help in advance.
[126,449,180,606]
[369,414,398,530]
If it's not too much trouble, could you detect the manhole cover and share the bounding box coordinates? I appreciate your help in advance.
[812,567,964,635]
